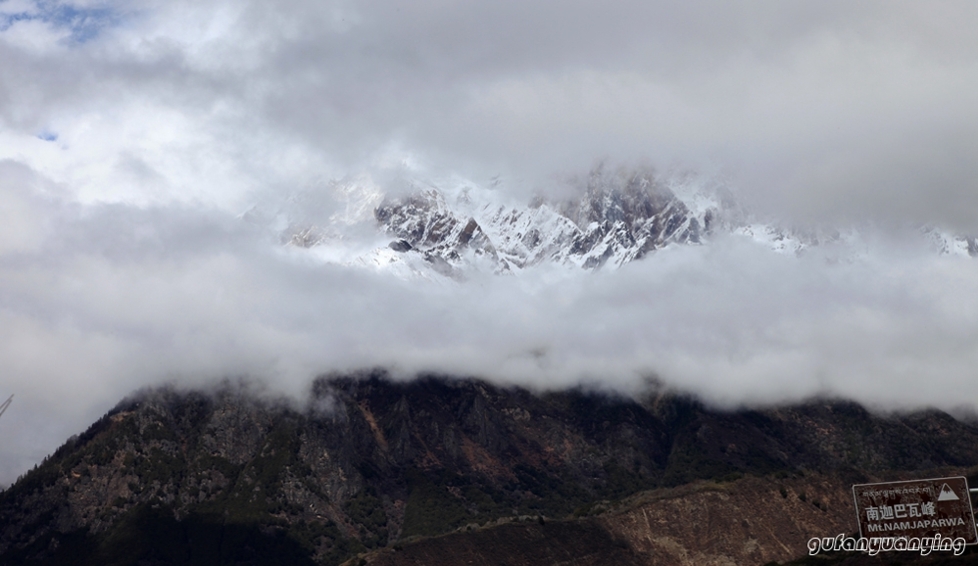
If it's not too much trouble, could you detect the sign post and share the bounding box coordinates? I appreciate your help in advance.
[852,477,978,543]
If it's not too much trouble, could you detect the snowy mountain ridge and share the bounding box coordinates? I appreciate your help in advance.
[280,168,978,279]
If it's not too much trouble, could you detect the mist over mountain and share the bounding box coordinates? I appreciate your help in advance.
[3,0,978,517]
[5,2,978,564]
[281,164,977,278]
[5,159,978,492]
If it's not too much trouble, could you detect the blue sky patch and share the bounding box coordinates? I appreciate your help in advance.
[37,130,58,142]
[0,0,118,43]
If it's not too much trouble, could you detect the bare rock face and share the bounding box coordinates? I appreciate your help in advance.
[559,167,704,268]
[354,474,856,566]
[375,190,501,274]
[598,474,855,566]
[374,168,717,273]
[4,374,978,565]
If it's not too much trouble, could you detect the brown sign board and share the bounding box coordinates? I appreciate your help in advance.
[852,477,978,543]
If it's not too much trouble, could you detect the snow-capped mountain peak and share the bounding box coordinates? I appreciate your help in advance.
[279,167,978,279]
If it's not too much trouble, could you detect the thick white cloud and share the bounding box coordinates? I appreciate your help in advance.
[2,0,978,485]
[3,0,978,218]
[4,167,978,485]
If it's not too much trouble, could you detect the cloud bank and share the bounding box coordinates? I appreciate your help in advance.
[2,0,978,485]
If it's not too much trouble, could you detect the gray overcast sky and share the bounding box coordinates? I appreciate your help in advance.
[2,0,978,224]
[2,0,978,485]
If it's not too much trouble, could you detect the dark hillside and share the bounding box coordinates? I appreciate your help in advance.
[3,372,978,565]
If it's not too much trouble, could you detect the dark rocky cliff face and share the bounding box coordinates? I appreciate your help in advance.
[3,373,978,565]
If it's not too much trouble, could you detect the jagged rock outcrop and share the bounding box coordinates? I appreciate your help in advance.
[374,168,717,272]
[558,168,707,267]
[375,190,502,275]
